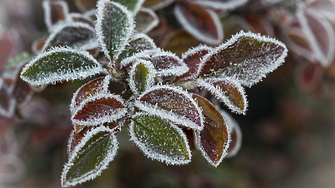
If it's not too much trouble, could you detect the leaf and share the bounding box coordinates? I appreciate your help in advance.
[0,79,15,117]
[32,37,48,54]
[96,0,134,61]
[74,0,98,12]
[70,75,111,113]
[174,2,223,45]
[117,33,157,65]
[43,0,69,30]
[113,0,145,14]
[195,0,248,10]
[242,13,274,36]
[220,110,242,158]
[143,0,175,10]
[42,22,96,51]
[20,47,103,86]
[61,126,118,187]
[192,94,230,167]
[11,64,34,106]
[67,13,95,28]
[135,85,204,130]
[174,45,212,82]
[306,0,335,22]
[72,93,127,126]
[135,8,159,33]
[129,112,191,165]
[198,31,288,87]
[197,78,247,114]
[161,30,201,57]
[129,60,155,95]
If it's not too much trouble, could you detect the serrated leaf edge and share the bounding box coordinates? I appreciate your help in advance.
[129,112,192,165]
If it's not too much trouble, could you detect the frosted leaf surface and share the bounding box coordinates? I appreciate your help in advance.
[70,75,111,113]
[61,126,118,187]
[221,110,242,158]
[43,0,69,31]
[199,31,288,87]
[96,0,134,61]
[195,0,248,10]
[113,0,145,14]
[71,93,127,126]
[117,33,157,65]
[135,8,159,33]
[136,85,203,130]
[20,47,103,86]
[42,22,96,51]
[174,45,212,82]
[129,60,155,96]
[10,64,34,106]
[174,2,223,45]
[143,0,175,10]
[306,0,335,23]
[192,94,230,167]
[197,78,247,114]
[67,13,95,28]
[129,112,191,165]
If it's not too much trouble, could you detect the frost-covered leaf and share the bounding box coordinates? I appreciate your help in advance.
[117,33,157,65]
[135,85,203,130]
[242,13,274,36]
[220,110,242,158]
[161,30,201,57]
[129,60,155,95]
[61,126,118,187]
[195,0,248,10]
[20,47,103,86]
[197,78,247,114]
[143,0,175,10]
[96,0,134,61]
[11,64,34,106]
[174,2,223,45]
[192,94,230,167]
[74,0,98,12]
[32,37,48,54]
[0,79,15,117]
[129,112,191,165]
[43,0,69,30]
[297,5,335,67]
[70,75,111,113]
[306,0,335,23]
[67,13,95,28]
[135,8,159,33]
[113,0,145,14]
[72,93,127,126]
[174,45,212,82]
[198,31,288,87]
[42,22,96,51]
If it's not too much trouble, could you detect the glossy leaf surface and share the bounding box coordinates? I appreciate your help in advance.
[130,113,191,165]
[193,94,230,167]
[199,31,288,87]
[20,47,102,86]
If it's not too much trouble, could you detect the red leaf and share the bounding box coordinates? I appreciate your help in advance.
[43,0,69,30]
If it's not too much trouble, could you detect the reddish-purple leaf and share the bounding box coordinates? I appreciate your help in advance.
[197,78,247,114]
[242,13,274,37]
[32,37,48,54]
[306,0,335,22]
[11,66,33,106]
[135,8,159,34]
[198,31,288,87]
[67,13,95,28]
[174,45,212,82]
[72,93,127,126]
[192,94,230,167]
[74,0,98,12]
[135,85,204,130]
[296,61,324,91]
[0,79,15,117]
[43,0,69,30]
[174,2,223,45]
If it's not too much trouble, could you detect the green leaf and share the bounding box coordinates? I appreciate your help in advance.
[20,47,102,86]
[129,60,155,95]
[96,0,134,61]
[130,113,191,165]
[113,0,145,14]
[62,126,118,187]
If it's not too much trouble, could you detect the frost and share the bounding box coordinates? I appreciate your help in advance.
[113,0,145,14]
[135,85,204,130]
[195,0,248,10]
[43,0,69,31]
[129,112,192,165]
[174,3,223,45]
[67,13,94,27]
[120,49,159,68]
[61,126,118,187]
[0,79,16,117]
[95,0,134,61]
[20,47,103,86]
[71,93,127,126]
[220,110,242,158]
[135,8,159,33]
[306,0,335,23]
[143,0,175,11]
[196,78,248,114]
[42,22,96,51]
[129,60,156,96]
[198,30,288,87]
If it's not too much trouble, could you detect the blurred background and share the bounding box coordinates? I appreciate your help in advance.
[1,0,335,188]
